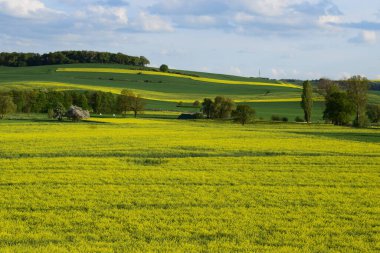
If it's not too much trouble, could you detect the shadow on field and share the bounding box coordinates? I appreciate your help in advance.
[293,131,380,143]
[5,118,107,124]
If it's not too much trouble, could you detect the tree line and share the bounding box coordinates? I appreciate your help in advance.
[300,76,380,127]
[0,51,150,67]
[0,89,146,120]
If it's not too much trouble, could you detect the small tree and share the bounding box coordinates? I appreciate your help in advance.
[53,103,66,121]
[346,75,369,127]
[0,95,16,119]
[213,96,235,119]
[66,105,90,121]
[193,100,201,107]
[232,105,255,125]
[301,80,313,123]
[323,92,355,126]
[159,64,169,72]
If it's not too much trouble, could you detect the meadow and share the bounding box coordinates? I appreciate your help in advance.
[0,118,379,252]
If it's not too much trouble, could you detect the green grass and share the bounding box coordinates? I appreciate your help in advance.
[0,118,379,252]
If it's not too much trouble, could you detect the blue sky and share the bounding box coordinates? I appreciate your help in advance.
[0,0,379,79]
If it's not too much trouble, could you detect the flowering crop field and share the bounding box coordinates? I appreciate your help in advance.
[0,119,379,252]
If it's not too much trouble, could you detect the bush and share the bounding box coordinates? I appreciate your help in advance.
[193,112,204,119]
[282,117,289,122]
[295,116,305,122]
[271,115,281,121]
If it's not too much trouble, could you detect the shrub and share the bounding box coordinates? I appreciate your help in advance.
[193,112,204,119]
[271,115,281,121]
[282,117,289,122]
[159,64,169,72]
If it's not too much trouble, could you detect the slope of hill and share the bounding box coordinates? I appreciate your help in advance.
[1,64,377,120]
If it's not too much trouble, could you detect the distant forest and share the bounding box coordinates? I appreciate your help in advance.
[0,51,150,67]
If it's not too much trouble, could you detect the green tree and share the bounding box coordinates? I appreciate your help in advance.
[202,98,213,119]
[346,75,369,127]
[53,103,66,121]
[232,105,256,125]
[301,80,313,123]
[0,95,16,119]
[118,89,145,118]
[367,104,380,123]
[213,96,235,119]
[323,92,354,126]
[159,64,169,72]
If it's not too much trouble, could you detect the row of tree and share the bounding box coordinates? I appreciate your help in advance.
[300,76,379,127]
[200,96,256,125]
[0,51,150,67]
[0,89,146,119]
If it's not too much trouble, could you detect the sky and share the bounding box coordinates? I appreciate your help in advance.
[0,0,380,80]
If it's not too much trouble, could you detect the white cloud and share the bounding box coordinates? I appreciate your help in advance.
[0,0,56,18]
[87,5,128,25]
[229,66,242,76]
[318,15,341,25]
[132,12,173,32]
[183,15,216,27]
[234,12,255,23]
[362,30,377,43]
[234,0,303,17]
[349,30,377,44]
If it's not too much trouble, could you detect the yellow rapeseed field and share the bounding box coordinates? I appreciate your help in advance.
[0,119,379,252]
[2,81,311,103]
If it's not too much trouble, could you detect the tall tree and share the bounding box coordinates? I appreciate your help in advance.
[346,75,369,127]
[0,95,16,119]
[301,80,313,123]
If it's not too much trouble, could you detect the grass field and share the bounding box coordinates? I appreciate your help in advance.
[0,64,379,121]
[0,118,379,252]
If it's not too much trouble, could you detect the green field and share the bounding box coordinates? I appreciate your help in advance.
[0,64,315,120]
[0,118,379,252]
[1,64,379,121]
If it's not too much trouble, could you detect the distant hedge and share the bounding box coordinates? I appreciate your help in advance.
[0,51,150,67]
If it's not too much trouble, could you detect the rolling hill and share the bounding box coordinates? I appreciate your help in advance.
[0,64,378,120]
